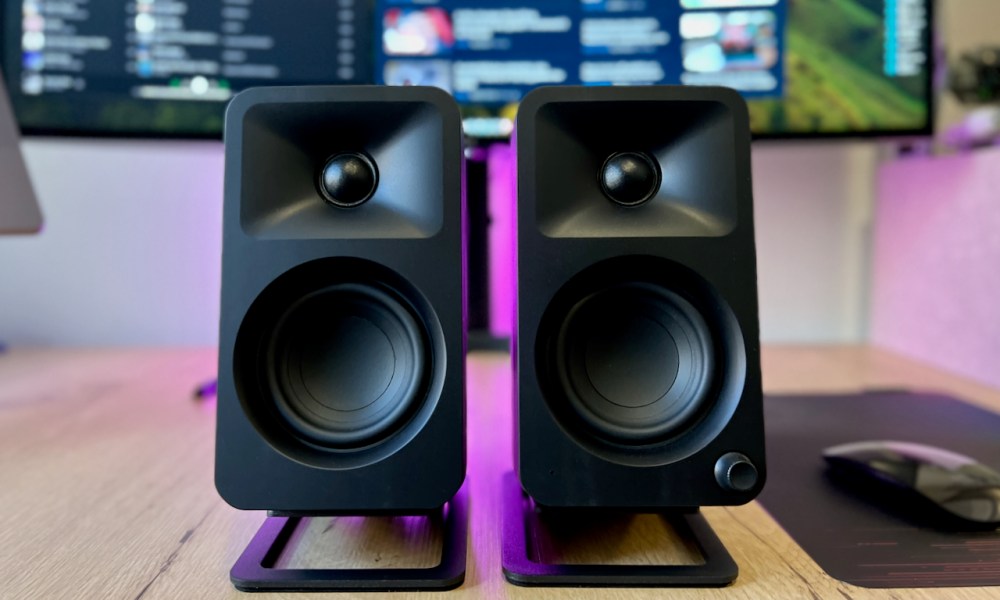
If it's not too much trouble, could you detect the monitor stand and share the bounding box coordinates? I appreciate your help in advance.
[229,481,469,592]
[501,472,738,587]
[0,71,42,235]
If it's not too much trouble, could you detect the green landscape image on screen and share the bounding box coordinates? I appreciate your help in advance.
[747,0,928,135]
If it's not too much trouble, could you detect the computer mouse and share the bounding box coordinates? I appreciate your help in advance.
[823,440,1000,531]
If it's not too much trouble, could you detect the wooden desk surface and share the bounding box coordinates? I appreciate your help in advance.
[1,346,998,600]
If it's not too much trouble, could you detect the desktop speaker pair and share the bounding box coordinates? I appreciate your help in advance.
[215,85,764,517]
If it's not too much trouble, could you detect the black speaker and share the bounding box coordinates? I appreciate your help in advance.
[215,86,465,514]
[514,86,765,509]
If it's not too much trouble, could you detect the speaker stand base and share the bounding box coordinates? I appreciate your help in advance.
[500,472,737,587]
[230,481,469,592]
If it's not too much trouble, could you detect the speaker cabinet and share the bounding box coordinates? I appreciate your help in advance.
[216,86,465,514]
[514,86,765,509]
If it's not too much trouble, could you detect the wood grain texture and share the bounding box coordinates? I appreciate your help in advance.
[0,346,998,599]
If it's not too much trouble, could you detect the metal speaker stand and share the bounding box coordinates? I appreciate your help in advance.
[231,482,469,592]
[501,472,737,587]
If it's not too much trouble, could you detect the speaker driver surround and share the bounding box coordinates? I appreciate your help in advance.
[534,255,746,469]
[233,257,447,471]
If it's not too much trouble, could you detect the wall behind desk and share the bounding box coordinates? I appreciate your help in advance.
[871,148,1000,389]
[0,139,874,346]
[0,139,223,346]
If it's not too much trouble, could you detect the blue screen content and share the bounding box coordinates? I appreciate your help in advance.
[375,0,788,135]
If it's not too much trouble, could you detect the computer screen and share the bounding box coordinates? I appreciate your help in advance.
[2,0,931,139]
[374,0,932,138]
[2,0,374,137]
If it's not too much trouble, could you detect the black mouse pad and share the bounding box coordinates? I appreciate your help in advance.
[759,391,1000,588]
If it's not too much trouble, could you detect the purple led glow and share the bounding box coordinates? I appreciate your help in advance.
[871,148,1000,389]
[487,143,515,338]
[464,352,515,594]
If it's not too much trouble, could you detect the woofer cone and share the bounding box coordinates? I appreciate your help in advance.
[554,282,715,443]
[535,256,747,467]
[234,258,446,470]
[265,283,428,449]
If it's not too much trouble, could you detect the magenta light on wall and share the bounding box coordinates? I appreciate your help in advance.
[487,143,515,339]
[871,147,1000,389]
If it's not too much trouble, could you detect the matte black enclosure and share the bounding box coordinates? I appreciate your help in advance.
[216,86,465,514]
[514,86,765,509]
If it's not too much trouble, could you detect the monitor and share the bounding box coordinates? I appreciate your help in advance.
[2,0,374,138]
[1,0,932,139]
[374,0,933,139]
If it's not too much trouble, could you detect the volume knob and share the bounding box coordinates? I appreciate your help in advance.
[715,452,759,492]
